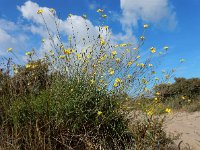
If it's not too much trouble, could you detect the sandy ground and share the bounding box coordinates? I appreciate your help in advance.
[164,111,200,150]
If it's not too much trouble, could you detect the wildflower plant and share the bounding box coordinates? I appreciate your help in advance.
[0,8,180,149]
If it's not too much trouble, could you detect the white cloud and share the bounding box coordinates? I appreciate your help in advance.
[0,19,29,57]
[17,1,108,55]
[120,0,177,32]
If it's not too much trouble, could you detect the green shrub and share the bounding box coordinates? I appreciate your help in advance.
[154,77,200,101]
[0,8,179,150]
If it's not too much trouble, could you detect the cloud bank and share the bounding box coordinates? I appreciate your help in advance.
[120,0,177,35]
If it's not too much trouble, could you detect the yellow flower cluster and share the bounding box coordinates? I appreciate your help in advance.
[165,108,171,113]
[108,68,114,75]
[26,64,38,69]
[113,78,122,87]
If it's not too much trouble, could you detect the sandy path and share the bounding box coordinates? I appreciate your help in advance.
[164,111,200,150]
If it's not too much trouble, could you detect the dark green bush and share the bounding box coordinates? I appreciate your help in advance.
[155,77,200,100]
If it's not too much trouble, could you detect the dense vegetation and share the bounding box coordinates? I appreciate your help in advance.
[0,62,177,149]
[0,8,184,149]
[154,77,200,111]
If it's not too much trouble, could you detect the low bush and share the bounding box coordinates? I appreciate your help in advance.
[0,8,179,150]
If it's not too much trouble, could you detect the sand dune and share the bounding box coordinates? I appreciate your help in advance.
[165,111,200,150]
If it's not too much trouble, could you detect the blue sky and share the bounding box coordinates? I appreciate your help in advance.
[0,0,199,79]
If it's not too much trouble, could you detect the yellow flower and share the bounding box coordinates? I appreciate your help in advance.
[103,26,109,30]
[140,36,145,41]
[87,54,91,59]
[97,111,103,116]
[126,49,130,53]
[116,58,120,63]
[127,74,131,79]
[152,71,156,74]
[150,47,156,53]
[59,55,65,59]
[108,68,114,75]
[156,92,160,96]
[113,78,122,87]
[113,82,118,87]
[90,79,95,84]
[127,61,133,67]
[164,46,169,50]
[7,47,13,52]
[114,44,119,48]
[32,64,38,69]
[26,64,31,69]
[155,77,159,80]
[97,9,104,13]
[140,63,145,68]
[112,51,117,56]
[133,47,137,51]
[148,64,153,67]
[154,97,158,101]
[100,38,106,45]
[165,108,171,113]
[136,55,140,59]
[100,54,107,61]
[63,49,72,55]
[147,110,153,116]
[37,9,43,14]
[115,78,122,83]
[76,53,81,60]
[143,24,149,28]
[120,43,127,47]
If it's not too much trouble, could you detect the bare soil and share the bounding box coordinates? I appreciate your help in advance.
[164,111,200,150]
